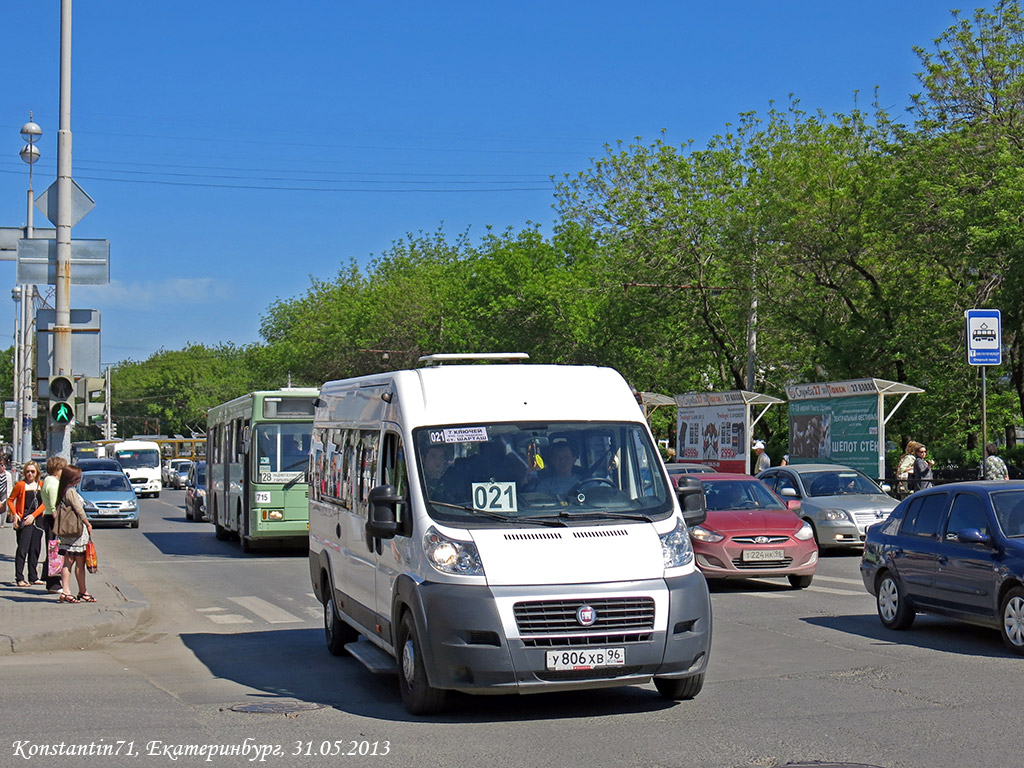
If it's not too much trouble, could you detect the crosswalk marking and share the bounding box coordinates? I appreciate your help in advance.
[207,613,253,624]
[812,575,864,586]
[229,596,303,624]
[807,585,867,596]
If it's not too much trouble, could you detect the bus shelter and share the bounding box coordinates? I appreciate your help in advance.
[785,378,924,480]
[674,391,783,474]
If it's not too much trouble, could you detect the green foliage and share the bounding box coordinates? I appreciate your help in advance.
[89,2,1024,463]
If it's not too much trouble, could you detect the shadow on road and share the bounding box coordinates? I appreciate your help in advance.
[142,531,305,559]
[180,628,681,723]
[802,612,1012,658]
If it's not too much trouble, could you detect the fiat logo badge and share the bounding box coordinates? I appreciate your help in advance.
[576,605,597,626]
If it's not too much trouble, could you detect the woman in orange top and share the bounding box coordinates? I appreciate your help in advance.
[8,461,46,587]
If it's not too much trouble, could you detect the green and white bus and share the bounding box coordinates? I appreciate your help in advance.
[206,388,318,551]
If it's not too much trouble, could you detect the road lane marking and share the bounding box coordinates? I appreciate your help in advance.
[229,596,303,624]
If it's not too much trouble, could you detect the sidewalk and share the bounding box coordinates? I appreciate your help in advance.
[0,523,151,655]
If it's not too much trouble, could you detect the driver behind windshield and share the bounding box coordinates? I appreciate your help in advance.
[534,440,581,494]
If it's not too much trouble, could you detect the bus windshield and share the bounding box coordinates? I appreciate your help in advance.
[413,421,672,526]
[114,449,160,469]
[255,423,312,475]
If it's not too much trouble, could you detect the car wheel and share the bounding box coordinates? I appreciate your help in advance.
[654,673,704,700]
[876,571,915,630]
[397,612,448,715]
[184,503,194,521]
[788,574,813,589]
[129,520,139,529]
[1000,586,1024,655]
[324,591,357,656]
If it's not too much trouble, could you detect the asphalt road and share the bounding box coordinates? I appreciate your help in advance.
[1,491,1020,768]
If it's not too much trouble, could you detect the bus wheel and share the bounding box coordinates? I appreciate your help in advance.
[324,590,357,656]
[213,504,230,541]
[238,507,252,553]
[397,612,447,715]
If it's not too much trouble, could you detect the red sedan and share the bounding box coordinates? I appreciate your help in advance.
[691,474,818,588]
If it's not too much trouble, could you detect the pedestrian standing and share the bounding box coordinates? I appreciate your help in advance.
[984,443,1010,481]
[910,444,935,492]
[41,456,68,592]
[8,461,45,587]
[53,466,94,603]
[0,455,12,528]
[896,440,921,499]
[753,440,771,474]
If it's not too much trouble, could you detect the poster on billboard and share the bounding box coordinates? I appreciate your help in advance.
[675,391,782,473]
[785,379,923,479]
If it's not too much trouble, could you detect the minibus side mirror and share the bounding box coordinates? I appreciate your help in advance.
[675,477,707,528]
[367,484,401,539]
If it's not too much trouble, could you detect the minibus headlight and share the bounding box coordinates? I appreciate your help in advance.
[424,527,483,576]
[660,517,694,569]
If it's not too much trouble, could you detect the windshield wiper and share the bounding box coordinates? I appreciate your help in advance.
[553,510,655,523]
[429,501,567,527]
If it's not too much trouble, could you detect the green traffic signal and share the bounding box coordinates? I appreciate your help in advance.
[51,401,74,424]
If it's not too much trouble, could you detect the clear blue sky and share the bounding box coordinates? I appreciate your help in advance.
[0,1,958,367]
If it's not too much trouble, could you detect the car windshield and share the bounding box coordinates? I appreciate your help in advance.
[413,421,672,526]
[255,423,312,474]
[114,449,160,469]
[991,490,1024,538]
[802,470,881,497]
[195,468,206,485]
[667,465,714,475]
[702,479,786,511]
[80,474,133,492]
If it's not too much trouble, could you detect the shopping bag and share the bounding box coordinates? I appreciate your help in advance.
[85,540,98,574]
[47,538,64,577]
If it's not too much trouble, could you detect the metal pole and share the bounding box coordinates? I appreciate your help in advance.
[11,289,21,464]
[50,0,73,459]
[21,290,33,464]
[104,365,111,440]
[982,365,988,454]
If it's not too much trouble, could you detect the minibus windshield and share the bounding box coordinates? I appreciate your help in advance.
[413,422,673,526]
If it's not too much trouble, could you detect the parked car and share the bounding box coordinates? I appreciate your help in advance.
[78,470,139,528]
[76,457,124,474]
[757,464,897,549]
[691,474,817,588]
[666,463,716,486]
[169,459,192,489]
[184,460,207,522]
[861,481,1024,654]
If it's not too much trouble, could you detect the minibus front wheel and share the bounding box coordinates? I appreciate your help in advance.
[397,612,448,715]
[654,672,704,700]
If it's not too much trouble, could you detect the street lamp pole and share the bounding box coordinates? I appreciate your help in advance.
[18,114,42,466]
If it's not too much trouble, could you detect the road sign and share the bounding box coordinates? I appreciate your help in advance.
[34,179,95,228]
[965,308,1002,366]
[16,238,110,285]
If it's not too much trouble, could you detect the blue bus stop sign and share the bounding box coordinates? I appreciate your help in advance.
[965,308,1002,366]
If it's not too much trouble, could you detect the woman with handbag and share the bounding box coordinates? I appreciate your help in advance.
[52,466,94,603]
[41,456,68,593]
[8,461,45,587]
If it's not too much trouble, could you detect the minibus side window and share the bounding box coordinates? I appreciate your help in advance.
[381,431,410,534]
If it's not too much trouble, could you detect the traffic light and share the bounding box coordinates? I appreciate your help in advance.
[49,375,74,425]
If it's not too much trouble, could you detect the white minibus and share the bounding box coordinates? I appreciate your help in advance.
[308,354,711,714]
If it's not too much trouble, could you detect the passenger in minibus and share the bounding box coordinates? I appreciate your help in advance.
[534,440,582,495]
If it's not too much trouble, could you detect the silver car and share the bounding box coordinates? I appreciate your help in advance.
[757,463,897,549]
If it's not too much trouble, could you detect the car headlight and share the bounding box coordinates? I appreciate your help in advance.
[660,516,695,569]
[121,500,137,511]
[689,524,725,543]
[794,521,815,540]
[197,489,206,498]
[423,527,483,576]
[83,500,98,512]
[822,508,850,521]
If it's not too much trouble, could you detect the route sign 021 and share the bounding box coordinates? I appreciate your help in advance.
[965,308,1002,366]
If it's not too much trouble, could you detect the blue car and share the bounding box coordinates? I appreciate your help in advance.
[79,470,140,528]
[861,481,1024,654]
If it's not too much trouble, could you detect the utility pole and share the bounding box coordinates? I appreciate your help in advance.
[49,0,74,459]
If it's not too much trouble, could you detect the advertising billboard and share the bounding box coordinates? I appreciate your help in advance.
[786,380,881,478]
